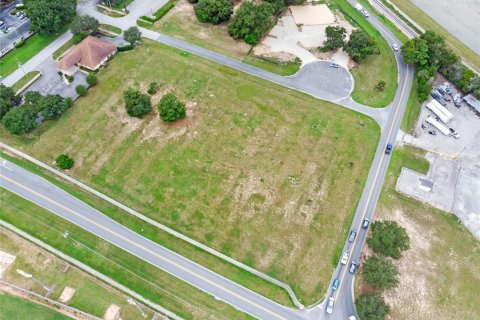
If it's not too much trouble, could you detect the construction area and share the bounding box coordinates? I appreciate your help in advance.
[397,81,480,240]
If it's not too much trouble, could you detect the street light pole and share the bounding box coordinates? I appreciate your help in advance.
[127,298,147,318]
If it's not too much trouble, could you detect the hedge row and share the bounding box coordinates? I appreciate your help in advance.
[139,0,178,23]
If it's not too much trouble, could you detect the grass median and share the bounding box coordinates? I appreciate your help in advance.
[0,189,253,320]
[10,70,41,94]
[1,38,380,304]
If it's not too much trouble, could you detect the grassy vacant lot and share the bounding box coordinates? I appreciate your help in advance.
[0,293,71,320]
[144,0,300,76]
[390,0,480,71]
[1,39,379,304]
[370,146,480,319]
[0,190,252,320]
[0,27,68,77]
[10,70,40,94]
[331,0,397,107]
[0,229,154,319]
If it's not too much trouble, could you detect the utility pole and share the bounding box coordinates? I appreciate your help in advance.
[127,298,147,318]
[16,269,54,296]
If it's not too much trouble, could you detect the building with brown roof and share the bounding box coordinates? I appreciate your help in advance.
[57,36,117,76]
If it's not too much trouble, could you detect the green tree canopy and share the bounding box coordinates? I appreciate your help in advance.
[37,94,72,120]
[344,30,378,62]
[320,25,346,52]
[2,106,37,135]
[56,154,74,169]
[123,88,151,118]
[71,15,99,39]
[401,37,429,65]
[367,220,410,259]
[0,84,19,120]
[195,0,234,25]
[24,0,77,34]
[228,1,274,45]
[86,74,97,86]
[362,255,399,289]
[158,93,186,122]
[355,293,390,320]
[23,91,42,105]
[124,26,142,45]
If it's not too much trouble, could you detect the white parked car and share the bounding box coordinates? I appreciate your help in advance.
[326,297,335,314]
[341,250,349,265]
[349,316,357,320]
[392,43,399,51]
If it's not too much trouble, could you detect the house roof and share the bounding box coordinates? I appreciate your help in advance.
[57,36,116,71]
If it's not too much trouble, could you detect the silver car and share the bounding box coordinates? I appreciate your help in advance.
[326,296,335,314]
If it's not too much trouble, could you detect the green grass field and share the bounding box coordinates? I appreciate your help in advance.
[0,230,153,319]
[0,27,69,77]
[390,0,480,71]
[331,0,398,107]
[10,70,41,93]
[1,39,379,304]
[52,38,75,60]
[371,146,480,319]
[400,71,420,133]
[0,293,71,320]
[0,190,252,320]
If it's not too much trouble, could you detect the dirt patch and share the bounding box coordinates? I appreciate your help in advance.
[290,5,335,25]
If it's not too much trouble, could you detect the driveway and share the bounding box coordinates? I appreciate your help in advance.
[26,57,87,99]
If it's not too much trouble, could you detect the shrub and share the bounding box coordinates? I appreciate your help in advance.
[375,80,386,92]
[0,84,20,120]
[86,74,97,86]
[56,154,74,170]
[76,85,87,96]
[228,1,275,45]
[188,0,198,3]
[2,106,37,135]
[158,93,186,122]
[123,88,152,118]
[15,40,25,48]
[195,0,234,25]
[65,74,74,83]
[355,293,390,320]
[24,91,42,105]
[147,81,159,95]
[124,26,142,45]
[117,44,134,51]
[367,220,410,259]
[362,255,399,289]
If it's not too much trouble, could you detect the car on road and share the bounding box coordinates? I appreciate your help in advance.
[361,9,370,17]
[385,143,393,154]
[326,296,335,314]
[349,261,358,274]
[0,21,4,27]
[348,230,357,242]
[392,43,399,51]
[341,250,349,265]
[330,63,339,68]
[362,218,370,229]
[349,316,357,320]
[332,278,339,291]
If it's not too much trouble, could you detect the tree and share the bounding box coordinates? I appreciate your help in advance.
[24,0,77,34]
[344,30,378,62]
[2,107,37,135]
[375,80,386,92]
[0,84,19,120]
[71,15,99,40]
[124,26,141,45]
[76,85,87,96]
[264,0,286,15]
[362,255,399,289]
[420,30,458,69]
[355,293,390,320]
[228,1,274,45]
[158,93,186,122]
[401,37,429,65]
[367,220,410,259]
[195,0,234,25]
[123,88,151,118]
[23,91,42,105]
[56,154,74,169]
[86,74,97,86]
[320,26,346,52]
[38,94,72,120]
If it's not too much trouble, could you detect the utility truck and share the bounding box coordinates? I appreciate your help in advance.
[426,102,450,123]
[431,99,454,121]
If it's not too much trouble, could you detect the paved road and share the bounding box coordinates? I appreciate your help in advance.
[319,1,414,319]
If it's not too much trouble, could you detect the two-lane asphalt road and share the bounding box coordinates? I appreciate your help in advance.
[320,1,414,318]
[0,158,318,320]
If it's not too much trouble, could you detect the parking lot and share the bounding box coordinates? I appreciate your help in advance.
[398,81,480,240]
[0,0,30,52]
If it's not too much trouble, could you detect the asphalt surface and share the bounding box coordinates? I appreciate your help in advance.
[0,1,414,319]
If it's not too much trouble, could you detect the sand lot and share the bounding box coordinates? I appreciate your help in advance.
[254,5,353,67]
[411,0,480,54]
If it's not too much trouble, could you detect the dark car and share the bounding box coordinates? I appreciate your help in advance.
[330,63,339,68]
[385,143,393,154]
[362,218,370,229]
[348,230,357,242]
[349,261,358,274]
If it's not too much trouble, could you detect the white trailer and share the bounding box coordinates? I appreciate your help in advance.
[431,99,454,121]
[426,102,450,123]
[426,116,451,136]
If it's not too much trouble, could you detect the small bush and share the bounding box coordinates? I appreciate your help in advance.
[56,154,74,170]
[76,85,87,96]
[375,80,386,92]
[117,44,134,52]
[86,74,97,86]
[123,88,152,118]
[158,93,186,122]
[15,40,25,48]
[65,74,74,83]
[147,81,159,95]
